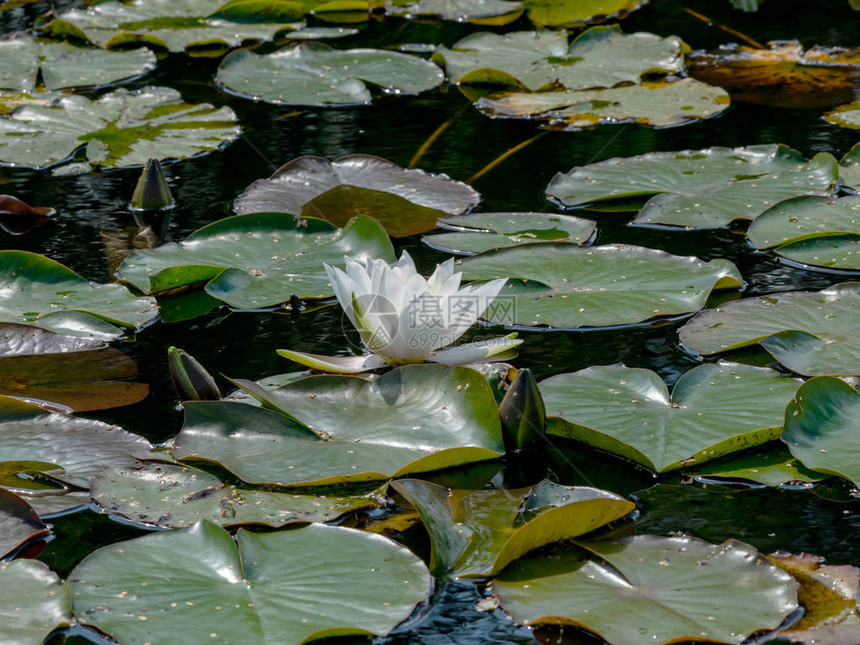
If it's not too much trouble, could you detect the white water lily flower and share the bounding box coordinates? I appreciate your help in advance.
[278,251,522,374]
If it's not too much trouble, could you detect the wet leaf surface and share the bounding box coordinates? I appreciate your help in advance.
[0,488,48,559]
[0,559,70,643]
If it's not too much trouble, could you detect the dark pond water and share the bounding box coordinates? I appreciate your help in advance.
[4,0,860,642]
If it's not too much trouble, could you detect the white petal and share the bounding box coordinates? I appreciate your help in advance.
[426,335,523,365]
[276,349,388,373]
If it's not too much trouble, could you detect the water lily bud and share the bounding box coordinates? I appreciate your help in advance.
[130,158,174,211]
[167,346,220,401]
[499,368,546,453]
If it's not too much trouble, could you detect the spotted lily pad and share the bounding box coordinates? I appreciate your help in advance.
[546,144,839,229]
[838,142,860,191]
[91,462,378,529]
[422,212,595,255]
[0,86,240,169]
[458,243,743,329]
[747,195,860,270]
[474,78,730,131]
[541,362,801,473]
[234,155,478,238]
[0,395,156,515]
[392,478,633,578]
[0,35,155,92]
[117,213,394,308]
[678,283,860,376]
[216,42,444,106]
[69,521,431,643]
[45,0,307,54]
[0,251,158,338]
[825,100,860,129]
[173,365,504,486]
[432,26,685,91]
[494,535,797,645]
[687,41,860,109]
[0,488,48,559]
[783,376,860,487]
[0,560,70,643]
[383,0,524,24]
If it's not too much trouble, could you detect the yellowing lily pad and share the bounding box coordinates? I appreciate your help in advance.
[422,211,595,255]
[546,143,839,229]
[522,0,647,28]
[0,35,156,92]
[475,78,730,130]
[70,521,431,644]
[747,195,860,270]
[174,365,504,486]
[234,155,478,237]
[825,100,860,129]
[542,362,800,473]
[216,42,444,106]
[678,283,860,376]
[458,243,743,329]
[91,462,378,529]
[433,26,685,91]
[494,535,797,645]
[117,213,394,309]
[0,86,240,169]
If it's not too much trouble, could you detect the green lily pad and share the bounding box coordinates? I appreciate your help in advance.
[0,560,70,644]
[825,100,860,128]
[684,444,829,488]
[91,462,378,529]
[432,26,684,91]
[0,251,158,337]
[747,195,860,270]
[383,0,523,23]
[0,324,148,412]
[0,86,240,169]
[0,488,48,559]
[547,144,839,229]
[541,362,800,473]
[69,521,431,643]
[678,283,860,376]
[522,0,647,28]
[474,78,730,131]
[173,365,504,486]
[0,36,156,92]
[838,142,860,191]
[234,155,478,238]
[0,395,155,515]
[216,42,444,106]
[392,478,633,578]
[458,243,743,329]
[423,212,595,255]
[783,376,860,487]
[45,0,307,54]
[117,213,394,308]
[494,535,797,645]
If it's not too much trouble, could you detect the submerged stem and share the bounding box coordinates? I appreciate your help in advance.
[467,130,549,185]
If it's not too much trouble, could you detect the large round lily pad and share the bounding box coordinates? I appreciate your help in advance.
[0,488,48,559]
[117,213,394,308]
[458,243,743,329]
[0,560,70,644]
[91,462,379,529]
[678,283,860,376]
[0,323,148,412]
[783,376,860,487]
[0,36,156,92]
[0,251,158,337]
[392,478,633,578]
[494,535,797,645]
[174,365,504,486]
[69,521,431,643]
[216,42,444,106]
[433,25,684,91]
[0,86,240,169]
[542,362,801,473]
[748,195,860,270]
[475,78,729,131]
[0,395,155,515]
[547,144,839,229]
[45,0,308,54]
[422,212,595,255]
[234,155,479,238]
